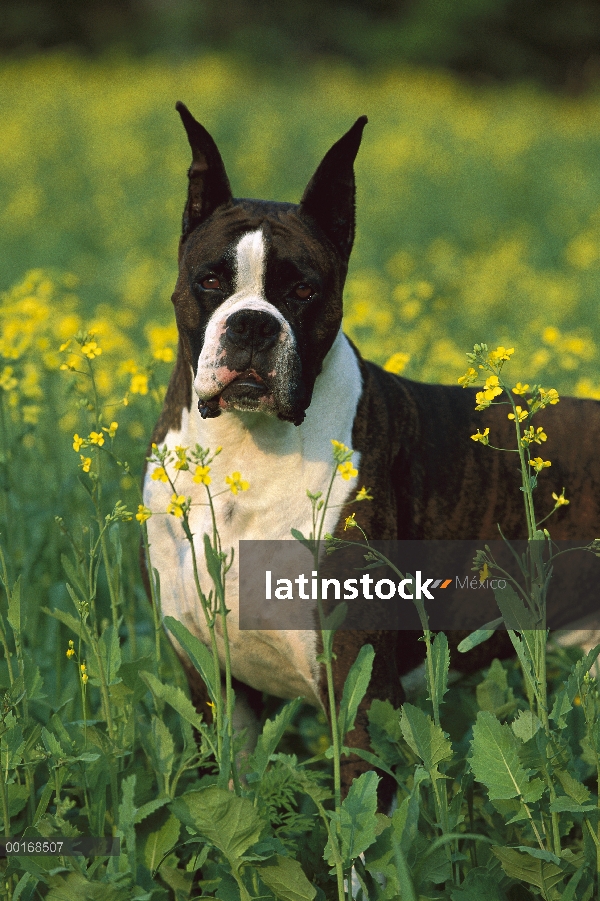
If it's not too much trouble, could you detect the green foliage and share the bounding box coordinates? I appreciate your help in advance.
[3,57,600,900]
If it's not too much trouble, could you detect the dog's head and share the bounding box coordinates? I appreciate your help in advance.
[171,103,367,426]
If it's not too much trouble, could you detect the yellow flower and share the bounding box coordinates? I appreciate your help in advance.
[130,373,149,395]
[82,673,88,684]
[512,382,530,395]
[151,466,168,483]
[529,457,552,473]
[73,433,84,452]
[331,438,351,458]
[89,431,105,446]
[475,375,503,409]
[338,461,358,480]
[226,472,249,494]
[80,456,92,473]
[541,388,560,406]
[153,346,175,363]
[81,340,102,359]
[80,662,86,674]
[66,647,75,659]
[58,339,71,352]
[193,465,211,485]
[0,367,18,392]
[489,346,514,363]
[174,446,189,471]
[471,428,490,444]
[344,513,357,530]
[458,367,477,388]
[167,493,187,517]
[136,504,152,523]
[552,491,570,507]
[103,421,118,438]
[355,486,373,501]
[508,406,528,423]
[573,694,582,706]
[479,562,490,583]
[521,426,547,446]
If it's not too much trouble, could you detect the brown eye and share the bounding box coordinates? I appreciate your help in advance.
[295,284,313,300]
[201,276,221,290]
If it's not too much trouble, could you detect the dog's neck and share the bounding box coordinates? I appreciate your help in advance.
[181,329,363,465]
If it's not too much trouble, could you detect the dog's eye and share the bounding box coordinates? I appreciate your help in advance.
[294,284,313,300]
[201,276,221,291]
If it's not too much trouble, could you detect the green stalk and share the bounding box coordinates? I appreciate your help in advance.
[141,524,162,672]
[206,490,239,792]
[183,517,223,760]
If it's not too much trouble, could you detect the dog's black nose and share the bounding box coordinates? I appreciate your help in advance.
[225,310,280,352]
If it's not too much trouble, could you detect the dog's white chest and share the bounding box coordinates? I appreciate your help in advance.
[143,332,363,706]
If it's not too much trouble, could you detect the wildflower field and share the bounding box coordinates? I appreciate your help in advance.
[2,53,600,899]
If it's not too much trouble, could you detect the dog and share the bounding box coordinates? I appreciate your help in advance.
[143,104,600,799]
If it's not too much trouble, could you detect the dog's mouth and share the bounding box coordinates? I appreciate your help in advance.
[198,370,274,419]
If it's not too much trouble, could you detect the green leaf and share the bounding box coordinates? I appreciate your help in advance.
[249,698,301,781]
[392,766,428,855]
[325,770,379,868]
[171,785,265,867]
[204,533,224,604]
[96,623,122,686]
[144,812,180,873]
[321,601,347,632]
[511,710,542,743]
[492,845,564,892]
[550,689,572,729]
[60,553,88,605]
[367,698,403,767]
[256,855,316,901]
[470,711,544,802]
[7,575,23,634]
[46,873,132,900]
[400,703,453,772]
[449,866,508,901]
[426,632,449,712]
[549,797,596,813]
[117,773,137,876]
[493,582,536,631]
[0,783,29,824]
[139,670,204,732]
[135,797,170,825]
[41,726,66,760]
[148,715,175,781]
[41,607,91,645]
[163,616,219,707]
[290,528,314,553]
[566,645,600,699]
[555,768,592,805]
[476,659,517,719]
[338,644,374,741]
[457,617,504,654]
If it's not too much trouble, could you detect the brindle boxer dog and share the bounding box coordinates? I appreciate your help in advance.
[143,104,600,803]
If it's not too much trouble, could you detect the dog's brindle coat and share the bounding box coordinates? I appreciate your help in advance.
[144,105,600,802]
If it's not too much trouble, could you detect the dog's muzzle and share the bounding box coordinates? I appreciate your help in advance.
[195,308,307,425]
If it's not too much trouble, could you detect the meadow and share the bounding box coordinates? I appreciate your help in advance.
[2,53,600,899]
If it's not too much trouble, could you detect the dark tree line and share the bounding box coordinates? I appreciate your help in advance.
[2,0,600,88]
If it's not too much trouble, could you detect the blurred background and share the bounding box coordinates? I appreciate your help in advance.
[2,0,600,388]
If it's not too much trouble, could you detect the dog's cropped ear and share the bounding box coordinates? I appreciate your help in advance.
[176,102,233,241]
[299,116,367,260]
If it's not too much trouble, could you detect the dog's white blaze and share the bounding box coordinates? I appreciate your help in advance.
[144,330,363,706]
[194,228,297,401]
[235,228,265,295]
